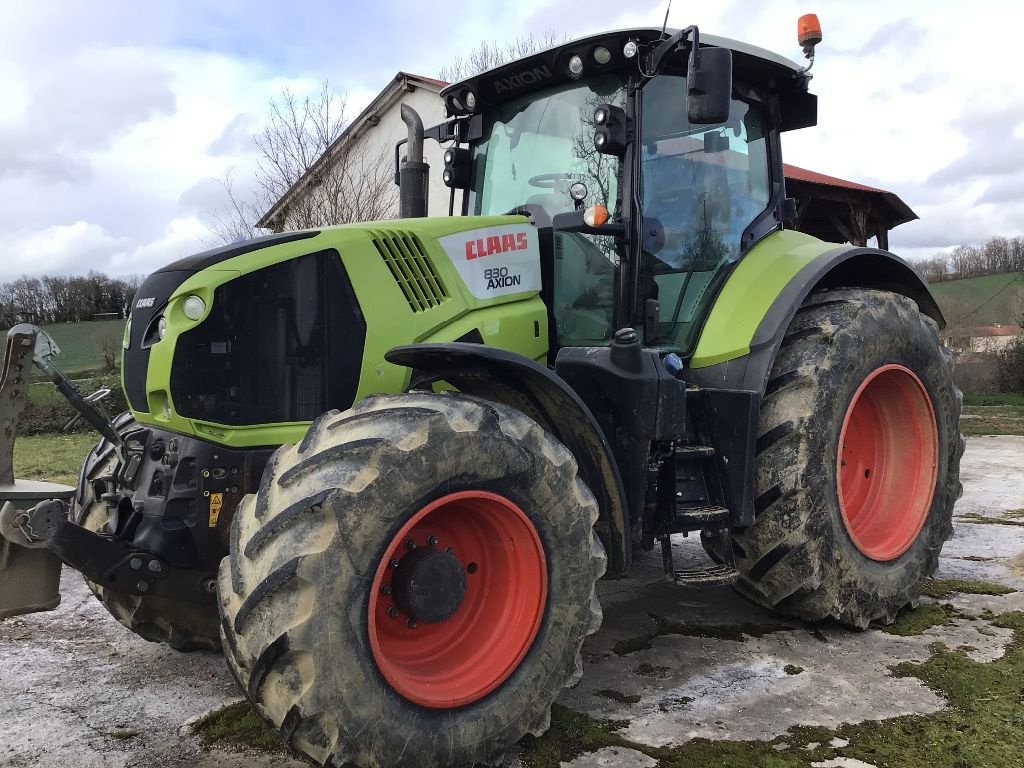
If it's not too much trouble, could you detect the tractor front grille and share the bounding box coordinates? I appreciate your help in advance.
[371,230,450,312]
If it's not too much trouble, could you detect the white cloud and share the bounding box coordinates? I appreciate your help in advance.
[7,222,128,279]
[4,217,215,283]
[2,0,1023,287]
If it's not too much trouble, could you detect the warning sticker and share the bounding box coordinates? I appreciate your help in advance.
[208,493,224,528]
[438,223,541,300]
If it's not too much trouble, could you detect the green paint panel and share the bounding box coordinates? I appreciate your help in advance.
[131,216,547,447]
[690,229,836,368]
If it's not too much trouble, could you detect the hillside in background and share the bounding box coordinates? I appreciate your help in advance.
[930,272,1024,326]
[41,319,125,375]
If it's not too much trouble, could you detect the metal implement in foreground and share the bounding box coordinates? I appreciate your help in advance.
[0,15,963,768]
[0,326,72,619]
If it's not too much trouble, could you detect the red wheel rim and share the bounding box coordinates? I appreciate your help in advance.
[837,364,939,561]
[367,491,547,708]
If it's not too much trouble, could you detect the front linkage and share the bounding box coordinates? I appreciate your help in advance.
[0,324,244,609]
[0,497,213,604]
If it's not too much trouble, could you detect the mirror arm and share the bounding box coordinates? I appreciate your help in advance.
[551,210,626,237]
[645,25,698,76]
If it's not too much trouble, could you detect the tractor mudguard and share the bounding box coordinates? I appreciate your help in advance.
[385,343,631,576]
[687,239,944,525]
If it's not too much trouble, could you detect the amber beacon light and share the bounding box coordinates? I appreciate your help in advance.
[798,14,823,53]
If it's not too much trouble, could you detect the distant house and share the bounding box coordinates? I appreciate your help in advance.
[948,323,1022,356]
[260,75,916,250]
[257,72,453,231]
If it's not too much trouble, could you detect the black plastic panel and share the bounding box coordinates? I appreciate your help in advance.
[170,250,365,426]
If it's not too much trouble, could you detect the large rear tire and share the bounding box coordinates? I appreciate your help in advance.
[715,289,963,627]
[218,392,605,767]
[74,414,221,651]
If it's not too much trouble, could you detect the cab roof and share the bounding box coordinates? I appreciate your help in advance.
[442,27,817,132]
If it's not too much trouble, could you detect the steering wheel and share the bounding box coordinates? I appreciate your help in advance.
[528,173,578,189]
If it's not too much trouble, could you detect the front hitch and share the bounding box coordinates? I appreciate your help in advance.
[0,499,216,605]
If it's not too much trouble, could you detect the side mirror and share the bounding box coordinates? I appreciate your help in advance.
[687,46,732,125]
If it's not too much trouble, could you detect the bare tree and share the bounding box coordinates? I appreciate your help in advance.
[207,169,264,244]
[439,31,565,83]
[208,81,397,243]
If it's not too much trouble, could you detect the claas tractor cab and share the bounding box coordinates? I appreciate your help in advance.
[0,17,962,768]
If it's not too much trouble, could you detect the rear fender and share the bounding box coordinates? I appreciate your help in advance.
[687,241,944,524]
[385,343,631,576]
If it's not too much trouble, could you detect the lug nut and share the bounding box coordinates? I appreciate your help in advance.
[445,546,454,555]
[389,559,400,569]
[406,619,417,629]
[428,535,439,546]
[203,579,218,594]
[388,606,400,618]
[136,581,149,593]
[381,584,392,595]
[129,557,142,570]
[406,539,416,550]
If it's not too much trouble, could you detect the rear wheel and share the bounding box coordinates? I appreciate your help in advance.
[74,414,221,651]
[219,392,605,767]
[717,289,963,627]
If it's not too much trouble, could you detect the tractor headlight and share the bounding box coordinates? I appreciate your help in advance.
[157,316,168,340]
[183,295,206,321]
[568,54,584,78]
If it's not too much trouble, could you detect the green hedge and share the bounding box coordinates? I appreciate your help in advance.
[20,375,129,436]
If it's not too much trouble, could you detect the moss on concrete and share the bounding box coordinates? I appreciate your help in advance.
[191,701,285,753]
[919,578,1015,599]
[523,612,1024,768]
[612,614,794,655]
[594,689,641,705]
[783,664,804,675]
[959,512,1024,527]
[878,603,957,636]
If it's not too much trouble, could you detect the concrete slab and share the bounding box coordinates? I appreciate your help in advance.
[560,746,657,767]
[1,436,1023,765]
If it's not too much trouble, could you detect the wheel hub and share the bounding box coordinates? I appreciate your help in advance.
[368,491,547,709]
[391,547,467,623]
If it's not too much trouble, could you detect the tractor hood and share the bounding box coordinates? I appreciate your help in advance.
[123,216,548,448]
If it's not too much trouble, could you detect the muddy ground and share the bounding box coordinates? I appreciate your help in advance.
[1,436,1023,768]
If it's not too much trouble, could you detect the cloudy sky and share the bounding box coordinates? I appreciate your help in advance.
[2,0,1021,281]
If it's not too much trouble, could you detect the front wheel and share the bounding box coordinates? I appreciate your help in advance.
[218,392,605,767]
[717,288,963,627]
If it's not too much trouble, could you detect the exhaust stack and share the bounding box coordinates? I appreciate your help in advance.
[398,104,429,218]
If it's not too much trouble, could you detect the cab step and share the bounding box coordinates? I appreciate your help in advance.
[673,503,730,531]
[674,444,715,459]
[669,563,740,587]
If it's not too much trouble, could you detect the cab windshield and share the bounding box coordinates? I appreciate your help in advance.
[470,76,625,219]
[471,76,627,347]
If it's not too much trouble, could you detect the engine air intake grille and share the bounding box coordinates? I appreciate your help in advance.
[371,231,450,312]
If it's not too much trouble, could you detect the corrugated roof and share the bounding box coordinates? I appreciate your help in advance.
[783,163,886,194]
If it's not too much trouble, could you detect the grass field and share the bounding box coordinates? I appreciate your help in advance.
[930,272,1024,326]
[36,319,125,376]
[13,432,96,485]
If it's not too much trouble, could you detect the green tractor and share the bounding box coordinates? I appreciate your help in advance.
[0,18,962,768]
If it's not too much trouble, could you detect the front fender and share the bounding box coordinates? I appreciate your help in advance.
[385,343,630,576]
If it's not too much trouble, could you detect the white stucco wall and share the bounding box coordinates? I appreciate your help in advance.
[349,84,463,219]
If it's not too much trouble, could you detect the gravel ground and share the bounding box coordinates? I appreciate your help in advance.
[1,436,1023,768]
